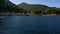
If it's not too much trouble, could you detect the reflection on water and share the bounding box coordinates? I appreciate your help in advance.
[0,16,60,34]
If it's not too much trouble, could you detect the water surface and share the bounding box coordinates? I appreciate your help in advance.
[0,16,60,34]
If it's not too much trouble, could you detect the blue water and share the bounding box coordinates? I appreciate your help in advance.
[0,16,60,34]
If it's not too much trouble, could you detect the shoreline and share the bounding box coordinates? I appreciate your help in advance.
[0,14,59,16]
[0,12,59,16]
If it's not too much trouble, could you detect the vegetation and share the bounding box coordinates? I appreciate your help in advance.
[0,0,60,16]
[0,0,24,12]
[18,2,60,15]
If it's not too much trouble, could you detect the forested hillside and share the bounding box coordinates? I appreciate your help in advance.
[0,0,24,12]
[18,2,60,15]
[0,0,60,16]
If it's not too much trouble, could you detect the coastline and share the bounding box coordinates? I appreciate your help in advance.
[0,12,59,16]
[0,13,59,16]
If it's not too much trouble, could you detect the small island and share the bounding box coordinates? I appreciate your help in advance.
[0,0,60,16]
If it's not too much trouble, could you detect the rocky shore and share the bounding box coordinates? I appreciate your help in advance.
[0,12,36,16]
[0,12,58,16]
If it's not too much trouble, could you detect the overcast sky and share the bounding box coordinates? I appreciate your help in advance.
[9,0,60,8]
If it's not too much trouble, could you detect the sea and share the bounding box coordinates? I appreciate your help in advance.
[0,16,60,34]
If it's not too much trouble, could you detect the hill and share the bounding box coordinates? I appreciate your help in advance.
[0,0,24,12]
[18,2,60,15]
[0,1,60,16]
[18,2,49,12]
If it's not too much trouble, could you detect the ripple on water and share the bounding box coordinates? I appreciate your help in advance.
[0,16,60,34]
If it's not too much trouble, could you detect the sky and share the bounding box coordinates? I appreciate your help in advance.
[9,0,60,8]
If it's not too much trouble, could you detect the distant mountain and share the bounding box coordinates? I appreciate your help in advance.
[0,1,60,15]
[17,2,60,14]
[18,2,49,12]
[0,0,24,12]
